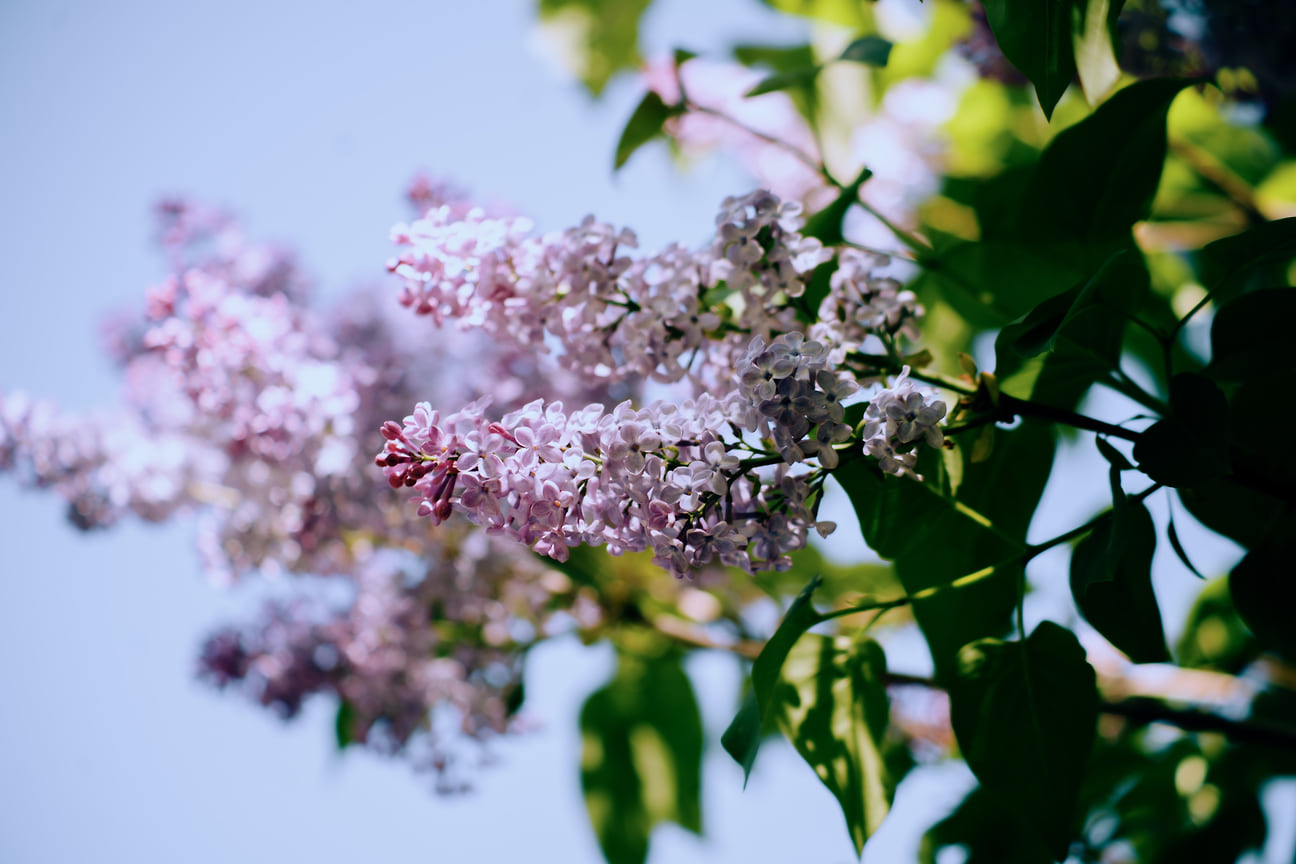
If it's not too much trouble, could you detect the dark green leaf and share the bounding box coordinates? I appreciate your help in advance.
[921,785,1053,864]
[1179,476,1290,550]
[1096,436,1134,471]
[1228,371,1296,492]
[1133,373,1230,488]
[1020,78,1197,243]
[744,66,820,98]
[335,700,356,750]
[580,653,704,864]
[721,574,824,783]
[994,248,1148,408]
[996,252,1129,359]
[981,0,1077,119]
[950,621,1098,861]
[913,239,1085,329]
[839,35,892,67]
[1206,288,1296,382]
[998,280,1086,358]
[1069,499,1170,663]
[1197,218,1296,304]
[771,634,894,855]
[1167,513,1206,579]
[1230,528,1296,658]
[614,91,682,171]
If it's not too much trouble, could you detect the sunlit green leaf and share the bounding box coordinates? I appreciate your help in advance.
[771,633,894,856]
[537,0,653,97]
[580,652,704,864]
[950,622,1098,861]
[1071,0,1124,104]
[721,574,824,782]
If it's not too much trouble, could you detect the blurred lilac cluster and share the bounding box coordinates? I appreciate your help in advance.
[0,185,617,783]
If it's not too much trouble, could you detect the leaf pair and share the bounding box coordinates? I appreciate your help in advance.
[720,575,895,857]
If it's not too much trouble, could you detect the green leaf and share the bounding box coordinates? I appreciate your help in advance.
[994,248,1147,408]
[1069,499,1170,663]
[1071,0,1124,104]
[839,35,892,67]
[1230,528,1296,658]
[1206,287,1296,382]
[537,0,653,97]
[1228,371,1296,492]
[771,633,894,856]
[836,456,1025,681]
[996,252,1129,359]
[981,0,1077,119]
[744,66,821,98]
[1178,476,1290,550]
[614,91,682,171]
[913,239,1085,329]
[921,784,1054,864]
[732,43,817,72]
[1197,218,1296,304]
[1166,513,1206,579]
[580,652,704,864]
[1133,373,1230,488]
[720,574,824,783]
[950,621,1098,861]
[334,700,356,750]
[1096,436,1134,471]
[1020,78,1197,244]
[802,166,873,247]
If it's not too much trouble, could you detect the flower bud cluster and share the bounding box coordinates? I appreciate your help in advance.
[387,190,830,388]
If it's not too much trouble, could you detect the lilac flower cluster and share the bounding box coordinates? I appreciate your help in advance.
[375,322,950,576]
[387,190,831,389]
[0,196,638,786]
[811,248,924,355]
[199,538,585,789]
[862,368,948,478]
